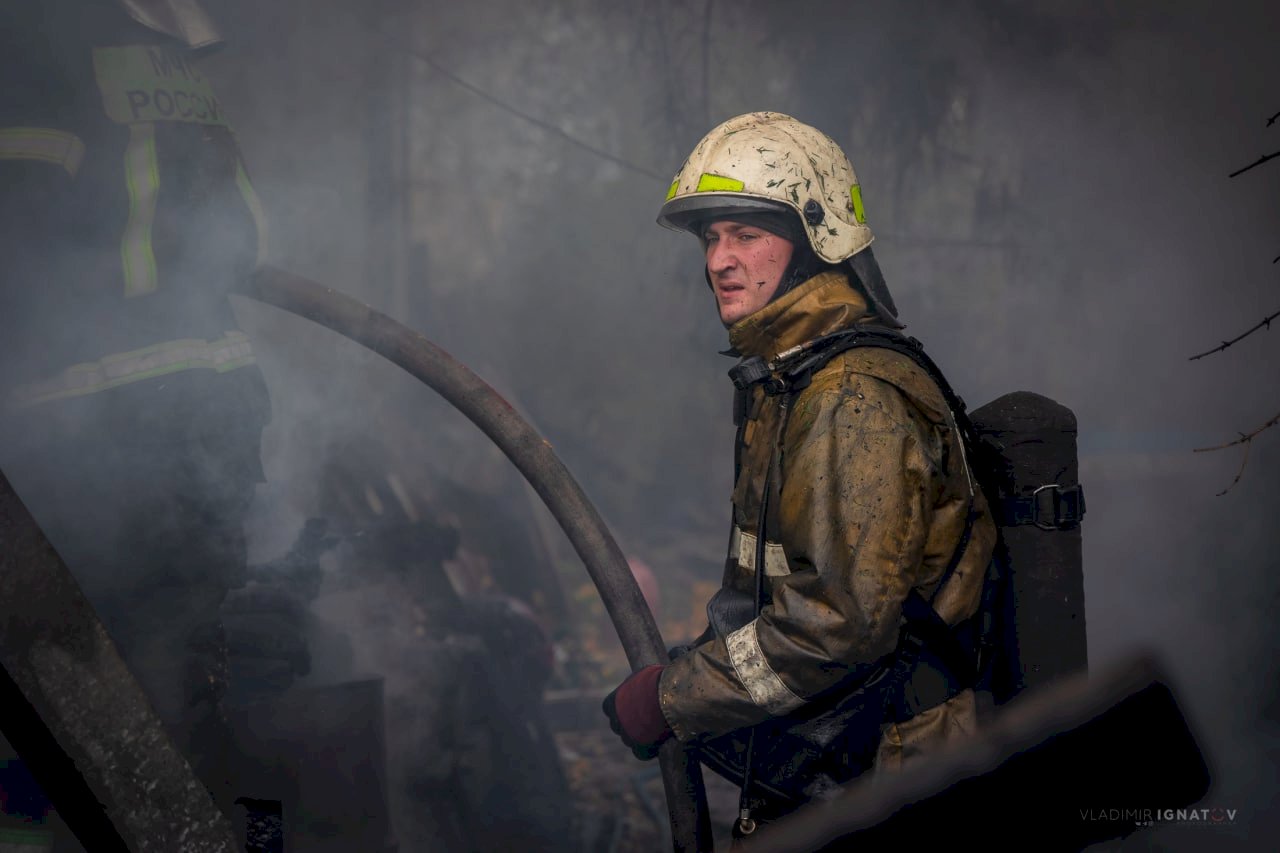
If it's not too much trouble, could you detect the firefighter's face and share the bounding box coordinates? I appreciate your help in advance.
[703,220,794,327]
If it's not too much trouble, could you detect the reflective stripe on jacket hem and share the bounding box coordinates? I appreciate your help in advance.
[9,332,255,408]
[725,620,804,715]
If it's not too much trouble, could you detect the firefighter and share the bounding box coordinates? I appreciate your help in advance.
[0,0,271,814]
[302,440,572,851]
[603,112,997,832]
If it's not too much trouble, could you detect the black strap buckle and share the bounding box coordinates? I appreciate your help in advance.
[1000,484,1086,529]
[1029,483,1086,530]
[728,357,772,391]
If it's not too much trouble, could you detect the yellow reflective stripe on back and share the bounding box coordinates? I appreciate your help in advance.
[121,122,160,298]
[9,332,256,408]
[850,184,867,224]
[0,127,86,176]
[235,159,269,267]
[696,173,745,193]
[666,178,680,201]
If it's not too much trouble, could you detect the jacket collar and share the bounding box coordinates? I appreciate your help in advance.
[727,270,880,362]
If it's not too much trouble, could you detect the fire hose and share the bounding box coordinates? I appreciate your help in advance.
[238,265,714,852]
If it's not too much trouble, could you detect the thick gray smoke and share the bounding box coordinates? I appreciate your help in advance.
[4,0,1274,848]
[208,0,1279,847]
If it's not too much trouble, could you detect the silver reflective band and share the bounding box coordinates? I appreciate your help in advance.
[0,127,86,176]
[726,620,803,715]
[9,332,255,408]
[729,526,791,577]
[235,159,269,266]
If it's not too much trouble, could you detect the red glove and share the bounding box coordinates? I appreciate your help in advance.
[602,664,672,760]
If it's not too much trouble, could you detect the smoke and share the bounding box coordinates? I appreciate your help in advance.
[213,0,1279,846]
[2,0,1276,848]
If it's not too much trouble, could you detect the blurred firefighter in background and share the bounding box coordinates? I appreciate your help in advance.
[299,437,573,851]
[0,0,271,822]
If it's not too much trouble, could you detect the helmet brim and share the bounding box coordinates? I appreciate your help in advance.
[656,193,794,234]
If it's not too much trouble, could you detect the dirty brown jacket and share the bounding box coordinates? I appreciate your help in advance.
[658,270,995,773]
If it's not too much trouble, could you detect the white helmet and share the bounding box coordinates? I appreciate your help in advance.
[658,111,872,263]
[658,111,900,325]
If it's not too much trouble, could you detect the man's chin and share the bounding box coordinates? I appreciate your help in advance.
[717,299,744,326]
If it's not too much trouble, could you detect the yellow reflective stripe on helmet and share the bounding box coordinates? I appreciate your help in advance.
[666,178,680,201]
[121,122,160,297]
[0,127,86,176]
[9,332,255,408]
[850,184,867,224]
[696,173,745,193]
[235,159,269,267]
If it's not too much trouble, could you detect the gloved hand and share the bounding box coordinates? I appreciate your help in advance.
[602,664,672,760]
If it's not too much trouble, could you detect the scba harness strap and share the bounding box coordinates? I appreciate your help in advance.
[711,327,983,820]
[733,326,984,706]
[707,325,1087,821]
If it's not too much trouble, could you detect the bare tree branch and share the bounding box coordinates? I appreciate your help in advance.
[1188,307,1280,360]
[1194,411,1280,496]
[1194,410,1280,453]
[1228,149,1280,178]
[1195,112,1279,495]
[1210,440,1251,497]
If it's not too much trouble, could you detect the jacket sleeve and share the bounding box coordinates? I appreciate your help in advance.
[0,152,82,399]
[659,370,952,742]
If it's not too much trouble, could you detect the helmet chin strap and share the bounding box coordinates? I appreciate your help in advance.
[695,213,902,329]
[771,242,830,302]
[700,242,833,301]
[698,210,827,301]
[703,247,904,331]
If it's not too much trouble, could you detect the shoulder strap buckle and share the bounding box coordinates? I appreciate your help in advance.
[1002,484,1087,530]
[728,356,772,391]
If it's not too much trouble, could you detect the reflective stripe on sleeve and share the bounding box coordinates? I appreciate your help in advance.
[9,332,255,408]
[234,159,268,267]
[121,122,160,297]
[726,620,804,715]
[729,526,791,576]
[0,127,86,176]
